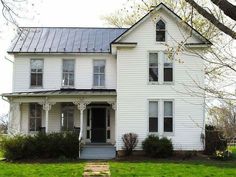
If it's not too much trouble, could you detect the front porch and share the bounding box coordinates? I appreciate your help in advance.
[4,89,117,148]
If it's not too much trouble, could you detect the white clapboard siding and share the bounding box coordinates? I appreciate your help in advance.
[116,9,205,151]
[13,54,116,92]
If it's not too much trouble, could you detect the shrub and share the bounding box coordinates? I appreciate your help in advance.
[213,150,232,161]
[0,132,79,160]
[142,134,173,158]
[205,125,227,155]
[122,133,138,156]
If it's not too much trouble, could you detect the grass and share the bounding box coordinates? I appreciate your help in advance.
[229,146,236,158]
[110,160,236,177]
[0,161,85,177]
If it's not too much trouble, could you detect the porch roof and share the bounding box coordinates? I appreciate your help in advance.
[2,89,116,97]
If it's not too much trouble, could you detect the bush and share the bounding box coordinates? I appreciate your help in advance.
[205,125,227,155]
[213,150,232,161]
[0,132,80,160]
[142,135,173,158]
[122,133,138,156]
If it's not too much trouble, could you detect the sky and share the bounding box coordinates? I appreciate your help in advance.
[0,0,127,115]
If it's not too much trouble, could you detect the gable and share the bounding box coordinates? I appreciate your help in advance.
[113,3,211,46]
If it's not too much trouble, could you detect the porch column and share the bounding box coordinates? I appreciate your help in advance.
[73,99,91,141]
[9,102,21,134]
[108,101,117,146]
[39,100,55,133]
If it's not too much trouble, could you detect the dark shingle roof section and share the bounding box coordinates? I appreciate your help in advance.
[8,27,127,53]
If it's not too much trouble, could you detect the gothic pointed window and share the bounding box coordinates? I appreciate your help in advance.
[156,20,166,42]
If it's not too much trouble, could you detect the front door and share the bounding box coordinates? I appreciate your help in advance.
[91,108,106,143]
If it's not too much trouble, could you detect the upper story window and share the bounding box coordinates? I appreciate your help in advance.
[164,101,173,132]
[30,59,43,87]
[62,59,75,87]
[29,103,42,131]
[156,20,166,42]
[164,54,173,82]
[149,53,158,82]
[93,60,105,87]
[149,101,158,132]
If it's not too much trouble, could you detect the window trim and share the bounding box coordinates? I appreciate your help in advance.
[28,103,42,132]
[61,59,75,88]
[60,103,75,132]
[156,18,167,43]
[163,52,174,84]
[29,59,44,89]
[92,59,106,88]
[163,100,175,136]
[147,99,161,135]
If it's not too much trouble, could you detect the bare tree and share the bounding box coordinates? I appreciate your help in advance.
[185,0,236,39]
[0,114,8,134]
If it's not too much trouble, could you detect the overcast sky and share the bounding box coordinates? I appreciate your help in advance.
[0,0,127,115]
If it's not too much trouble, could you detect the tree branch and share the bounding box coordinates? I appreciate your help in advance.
[211,0,236,21]
[185,0,236,39]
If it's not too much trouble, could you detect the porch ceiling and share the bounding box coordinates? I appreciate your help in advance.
[2,89,116,97]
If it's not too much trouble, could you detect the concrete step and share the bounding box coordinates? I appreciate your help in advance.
[80,144,116,160]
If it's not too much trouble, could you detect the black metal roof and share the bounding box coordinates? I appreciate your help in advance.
[8,27,127,53]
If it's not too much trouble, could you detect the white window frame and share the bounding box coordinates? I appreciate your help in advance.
[29,103,42,132]
[163,100,174,135]
[93,59,106,88]
[30,59,44,88]
[148,53,159,84]
[62,59,75,88]
[163,53,174,84]
[148,100,159,133]
[60,103,75,131]
[156,18,166,43]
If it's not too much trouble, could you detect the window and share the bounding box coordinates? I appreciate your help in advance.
[62,60,75,87]
[30,59,43,87]
[149,101,158,132]
[61,103,74,131]
[93,60,105,87]
[29,103,42,131]
[164,54,173,82]
[156,20,166,42]
[149,53,158,82]
[164,101,173,132]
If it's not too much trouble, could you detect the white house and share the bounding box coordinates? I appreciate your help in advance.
[2,3,211,159]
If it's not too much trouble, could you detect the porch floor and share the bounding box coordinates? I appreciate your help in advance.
[80,144,116,160]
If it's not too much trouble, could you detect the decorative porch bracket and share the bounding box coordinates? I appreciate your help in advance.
[39,99,56,133]
[73,99,91,141]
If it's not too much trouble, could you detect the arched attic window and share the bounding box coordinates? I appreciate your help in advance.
[156,20,166,42]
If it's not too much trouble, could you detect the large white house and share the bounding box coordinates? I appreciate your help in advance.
[3,3,211,159]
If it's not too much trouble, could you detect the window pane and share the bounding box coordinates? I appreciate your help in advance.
[37,73,43,86]
[31,59,43,70]
[94,60,105,67]
[87,130,90,139]
[93,74,99,86]
[94,66,99,73]
[164,117,173,132]
[164,101,173,117]
[164,68,173,82]
[61,104,74,131]
[156,31,165,41]
[156,20,165,30]
[35,104,42,117]
[149,53,158,67]
[63,60,74,72]
[149,117,158,132]
[69,73,74,85]
[149,68,158,81]
[36,118,41,131]
[149,102,158,117]
[29,118,35,131]
[100,74,105,86]
[87,110,90,127]
[31,73,37,86]
[107,130,110,139]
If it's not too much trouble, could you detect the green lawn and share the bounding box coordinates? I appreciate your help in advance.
[229,146,236,159]
[0,162,84,177]
[110,160,236,177]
